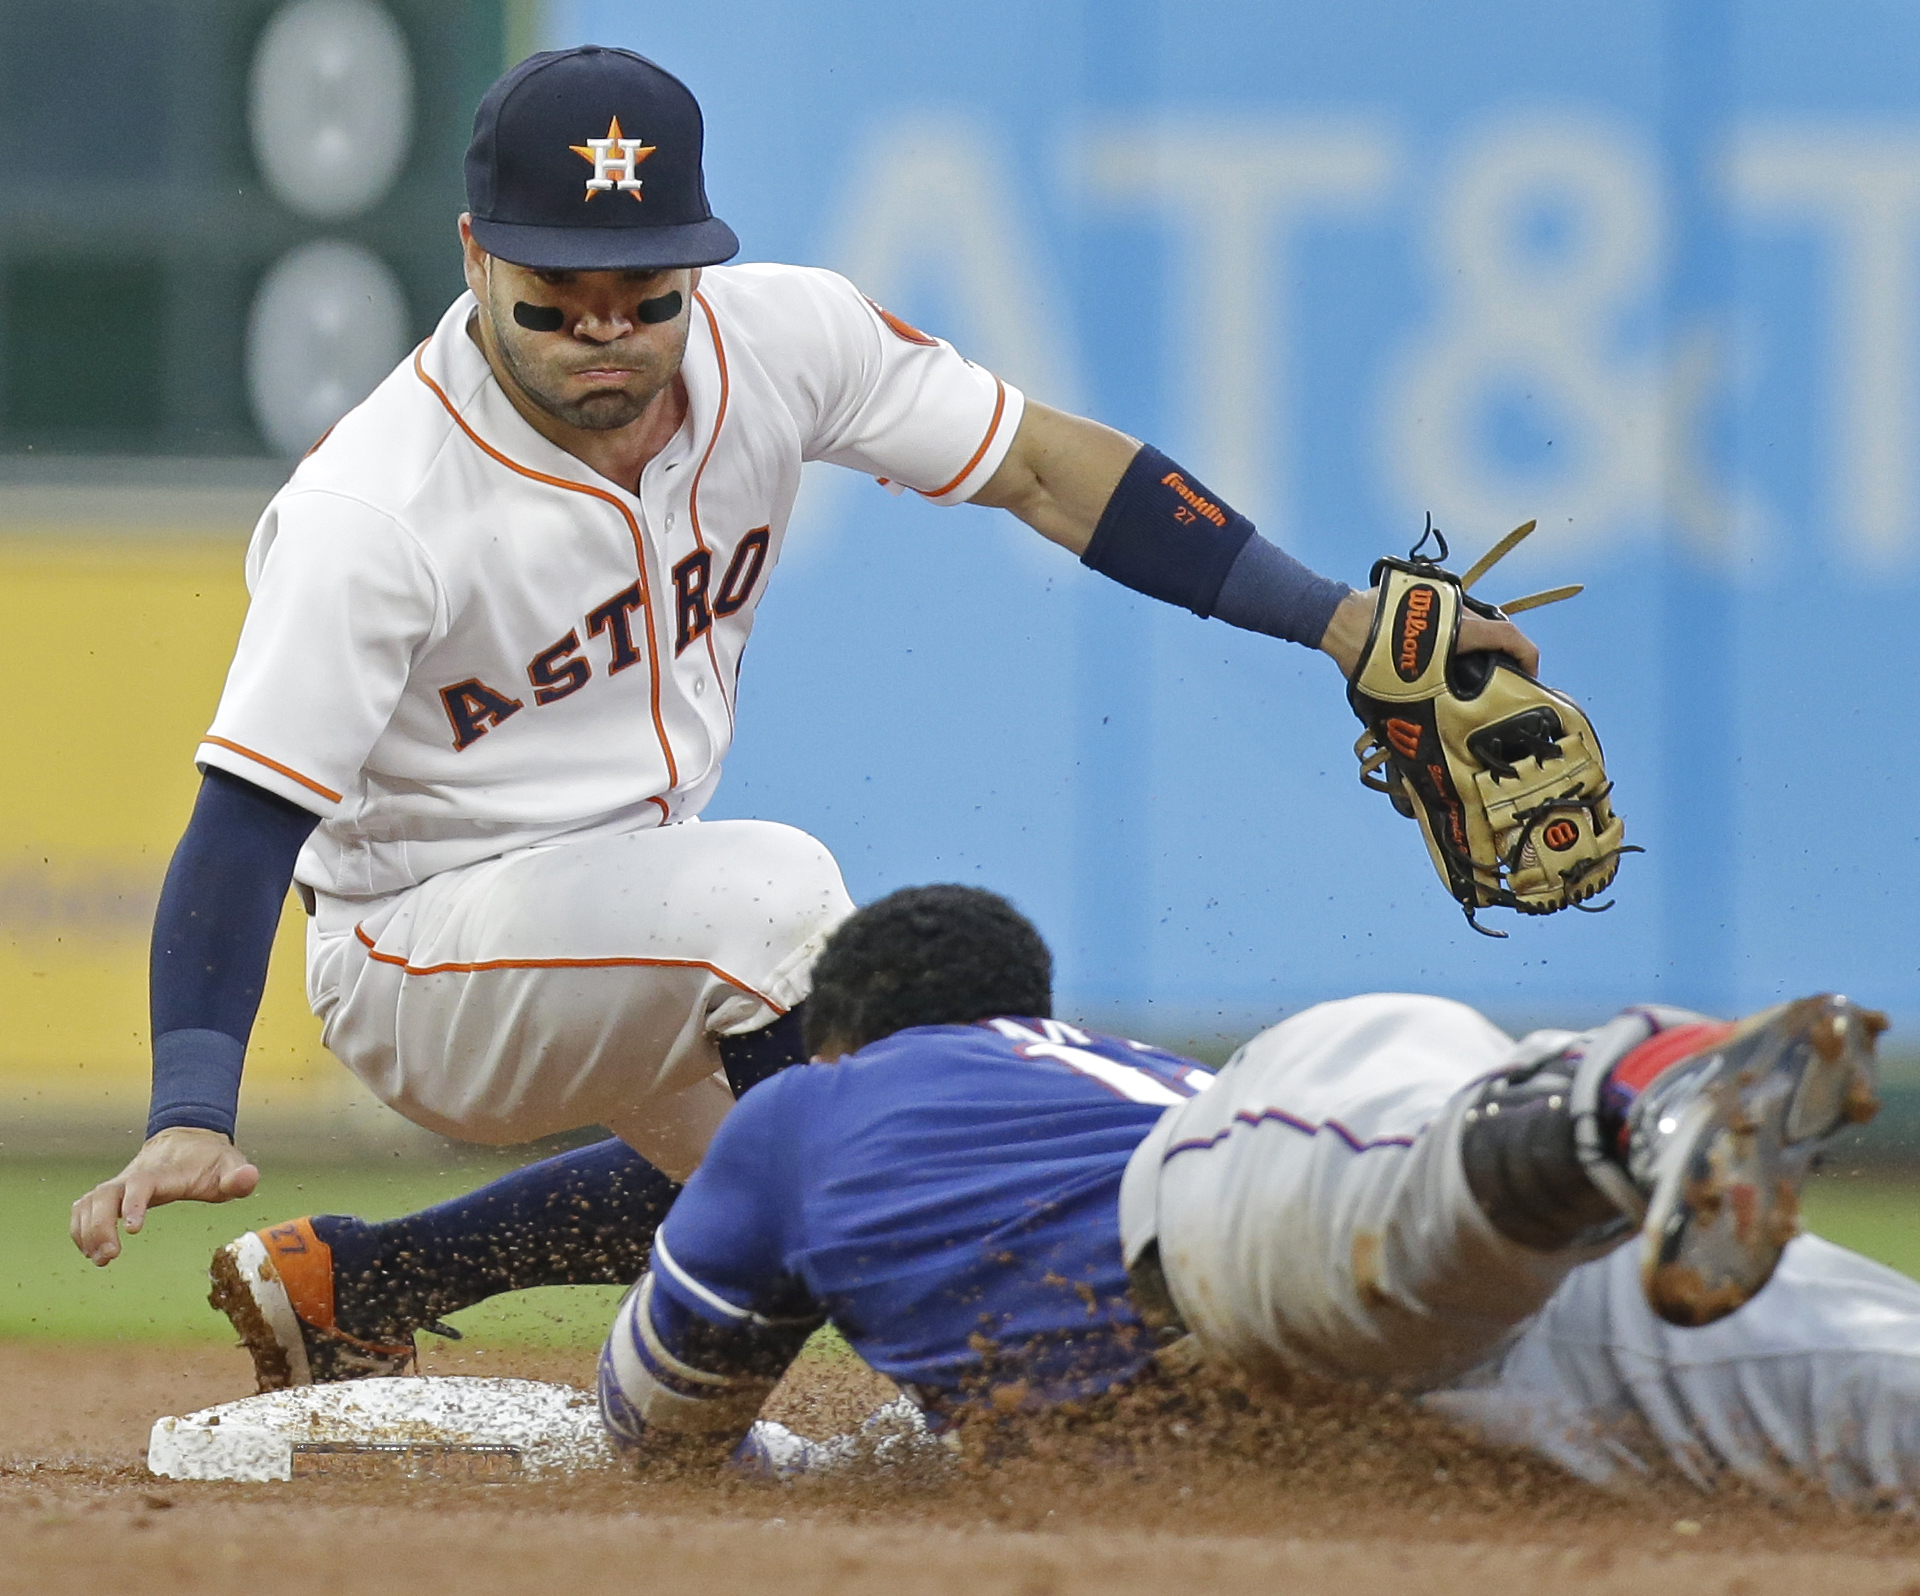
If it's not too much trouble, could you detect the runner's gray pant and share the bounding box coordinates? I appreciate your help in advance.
[1119,994,1920,1504]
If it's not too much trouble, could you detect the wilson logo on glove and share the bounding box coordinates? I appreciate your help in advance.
[1542,819,1581,852]
[1386,718,1423,758]
[1393,585,1441,681]
[1346,516,1640,937]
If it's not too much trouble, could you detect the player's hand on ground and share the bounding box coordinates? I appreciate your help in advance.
[1317,587,1540,679]
[70,1127,260,1266]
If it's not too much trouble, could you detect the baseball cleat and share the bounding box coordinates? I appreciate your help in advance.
[1626,995,1885,1328]
[208,1218,417,1391]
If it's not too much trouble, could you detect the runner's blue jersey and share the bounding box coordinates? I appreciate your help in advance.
[646,1018,1213,1412]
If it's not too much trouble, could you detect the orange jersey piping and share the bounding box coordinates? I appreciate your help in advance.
[918,376,1008,501]
[688,290,735,727]
[411,343,681,790]
[353,923,786,1014]
[200,736,343,804]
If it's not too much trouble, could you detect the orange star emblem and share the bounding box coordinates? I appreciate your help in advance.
[569,115,656,203]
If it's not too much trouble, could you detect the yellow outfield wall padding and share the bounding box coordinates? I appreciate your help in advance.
[0,535,331,1118]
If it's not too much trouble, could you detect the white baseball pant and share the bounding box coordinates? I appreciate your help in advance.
[305,818,853,1179]
[1121,993,1920,1504]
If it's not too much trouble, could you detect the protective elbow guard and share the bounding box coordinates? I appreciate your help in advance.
[1460,1061,1632,1252]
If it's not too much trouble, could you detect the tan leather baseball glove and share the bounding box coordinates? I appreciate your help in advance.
[1347,519,1636,937]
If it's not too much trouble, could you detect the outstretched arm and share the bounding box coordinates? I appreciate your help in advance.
[965,399,1137,556]
[70,768,318,1264]
[595,1075,825,1465]
[597,1268,820,1466]
[971,401,1538,674]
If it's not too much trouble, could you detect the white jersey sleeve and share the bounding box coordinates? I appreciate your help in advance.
[750,266,1026,506]
[197,490,443,816]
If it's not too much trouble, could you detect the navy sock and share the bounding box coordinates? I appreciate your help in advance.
[717,1001,808,1098]
[311,1138,679,1340]
[310,1007,810,1340]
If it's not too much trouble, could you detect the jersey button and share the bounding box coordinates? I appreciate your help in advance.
[694,677,705,696]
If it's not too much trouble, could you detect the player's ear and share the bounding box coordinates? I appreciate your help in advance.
[688,267,702,293]
[458,215,490,299]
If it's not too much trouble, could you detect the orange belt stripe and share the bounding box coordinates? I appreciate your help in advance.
[351,922,787,1014]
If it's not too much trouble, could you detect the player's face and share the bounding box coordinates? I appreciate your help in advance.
[468,246,696,434]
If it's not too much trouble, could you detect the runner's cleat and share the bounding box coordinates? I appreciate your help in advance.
[1627,995,1885,1328]
[208,1218,418,1391]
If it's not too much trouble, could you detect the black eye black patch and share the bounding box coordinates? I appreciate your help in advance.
[637,290,683,324]
[513,302,566,332]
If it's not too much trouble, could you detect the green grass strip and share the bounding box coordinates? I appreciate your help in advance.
[3,1159,1914,1346]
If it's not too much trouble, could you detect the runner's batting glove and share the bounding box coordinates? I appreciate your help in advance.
[1346,517,1638,938]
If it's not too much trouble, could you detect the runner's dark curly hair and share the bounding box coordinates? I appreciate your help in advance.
[802,884,1053,1057]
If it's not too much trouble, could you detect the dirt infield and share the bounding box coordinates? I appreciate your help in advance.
[6,1338,1920,1596]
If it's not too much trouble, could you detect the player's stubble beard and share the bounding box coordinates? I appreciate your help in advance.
[480,269,691,434]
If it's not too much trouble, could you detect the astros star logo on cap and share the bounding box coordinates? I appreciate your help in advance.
[569,116,655,202]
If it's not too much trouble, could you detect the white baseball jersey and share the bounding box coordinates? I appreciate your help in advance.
[199,265,1025,899]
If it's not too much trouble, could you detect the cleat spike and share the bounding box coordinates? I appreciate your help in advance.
[1812,1009,1848,1063]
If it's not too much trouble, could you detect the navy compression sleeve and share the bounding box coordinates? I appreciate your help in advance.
[146,768,319,1139]
[1079,444,1350,647]
[1210,532,1352,649]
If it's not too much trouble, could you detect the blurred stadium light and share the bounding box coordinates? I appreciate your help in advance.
[0,0,502,457]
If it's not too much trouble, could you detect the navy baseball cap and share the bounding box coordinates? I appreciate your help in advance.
[464,46,739,271]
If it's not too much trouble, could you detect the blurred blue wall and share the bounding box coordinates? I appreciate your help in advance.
[550,0,1920,1041]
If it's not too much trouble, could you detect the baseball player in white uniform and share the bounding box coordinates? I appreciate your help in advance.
[69,46,1539,1385]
